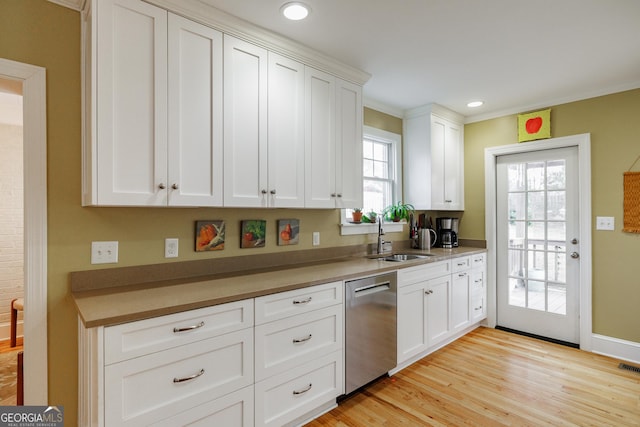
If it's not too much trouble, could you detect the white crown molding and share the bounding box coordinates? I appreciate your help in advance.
[144,0,370,85]
[48,0,85,11]
[403,103,464,123]
[464,80,640,124]
[363,97,403,119]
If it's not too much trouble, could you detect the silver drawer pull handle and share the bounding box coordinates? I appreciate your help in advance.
[293,297,312,305]
[458,273,466,278]
[475,306,483,311]
[457,262,466,266]
[173,321,205,333]
[173,369,205,383]
[293,383,312,395]
[474,258,483,262]
[475,279,483,283]
[293,334,312,343]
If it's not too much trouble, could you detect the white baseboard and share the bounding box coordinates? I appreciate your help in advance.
[591,334,640,365]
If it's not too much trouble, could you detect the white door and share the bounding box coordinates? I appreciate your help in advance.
[496,147,580,344]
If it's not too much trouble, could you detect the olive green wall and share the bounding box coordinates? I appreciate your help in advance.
[0,2,404,424]
[463,89,640,343]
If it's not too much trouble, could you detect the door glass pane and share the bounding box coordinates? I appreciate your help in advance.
[528,191,545,220]
[528,280,546,311]
[527,162,545,191]
[509,192,526,220]
[508,164,525,191]
[508,277,525,307]
[547,160,566,190]
[504,158,569,315]
[548,282,567,315]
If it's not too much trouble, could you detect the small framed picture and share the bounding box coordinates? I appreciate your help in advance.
[241,220,266,248]
[195,220,225,251]
[277,219,299,246]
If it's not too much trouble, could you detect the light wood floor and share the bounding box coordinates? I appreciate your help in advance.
[0,337,23,406]
[307,327,640,426]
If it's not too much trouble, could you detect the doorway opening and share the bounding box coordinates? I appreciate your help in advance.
[0,58,48,405]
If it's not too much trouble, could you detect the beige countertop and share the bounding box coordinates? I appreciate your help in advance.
[73,246,485,328]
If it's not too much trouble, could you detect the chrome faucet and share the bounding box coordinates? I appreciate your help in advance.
[377,216,387,254]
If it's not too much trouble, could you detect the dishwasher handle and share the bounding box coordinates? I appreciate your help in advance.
[353,282,391,297]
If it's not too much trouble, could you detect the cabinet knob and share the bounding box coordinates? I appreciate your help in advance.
[261,189,267,195]
[158,183,166,190]
[270,189,276,195]
[171,183,179,190]
[337,193,342,198]
[331,193,336,198]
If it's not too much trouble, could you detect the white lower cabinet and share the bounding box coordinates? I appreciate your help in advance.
[79,283,344,427]
[255,350,343,427]
[152,386,253,427]
[397,253,488,367]
[254,283,344,427]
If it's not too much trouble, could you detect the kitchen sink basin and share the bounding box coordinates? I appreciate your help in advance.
[371,253,436,262]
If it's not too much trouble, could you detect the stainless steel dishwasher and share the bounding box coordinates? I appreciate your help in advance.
[344,272,397,395]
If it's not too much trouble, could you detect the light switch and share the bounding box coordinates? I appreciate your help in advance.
[312,232,320,246]
[91,241,118,264]
[596,216,615,231]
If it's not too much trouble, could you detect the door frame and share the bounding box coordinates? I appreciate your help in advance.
[484,134,592,351]
[0,58,48,404]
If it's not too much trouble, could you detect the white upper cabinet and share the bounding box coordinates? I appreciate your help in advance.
[305,68,363,209]
[223,35,268,207]
[82,0,223,206]
[83,0,367,208]
[223,39,306,208]
[403,104,464,211]
[167,14,223,207]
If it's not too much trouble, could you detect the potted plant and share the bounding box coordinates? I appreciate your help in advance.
[367,211,377,223]
[383,201,415,222]
[351,208,363,223]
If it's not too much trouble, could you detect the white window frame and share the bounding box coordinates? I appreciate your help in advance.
[340,125,403,235]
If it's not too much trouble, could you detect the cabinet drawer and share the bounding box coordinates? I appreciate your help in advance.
[471,294,486,321]
[471,270,485,293]
[451,256,471,273]
[398,260,451,287]
[255,305,342,381]
[471,253,486,268]
[104,299,253,364]
[255,281,342,325]
[255,350,343,427]
[105,328,253,427]
[152,385,254,427]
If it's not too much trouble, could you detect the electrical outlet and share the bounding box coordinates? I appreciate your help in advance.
[91,241,118,264]
[312,232,320,246]
[596,216,615,231]
[165,238,179,258]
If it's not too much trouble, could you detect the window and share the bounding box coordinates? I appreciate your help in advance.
[341,126,402,234]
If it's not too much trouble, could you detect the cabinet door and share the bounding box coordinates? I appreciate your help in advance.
[425,275,451,346]
[451,270,470,331]
[223,35,268,207]
[95,0,168,206]
[335,79,363,209]
[167,14,223,206]
[268,53,305,207]
[305,67,336,208]
[431,115,463,210]
[397,281,428,363]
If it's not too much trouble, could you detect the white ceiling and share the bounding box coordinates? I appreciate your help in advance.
[198,0,640,121]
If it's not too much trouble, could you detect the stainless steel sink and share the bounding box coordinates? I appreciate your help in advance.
[375,253,435,262]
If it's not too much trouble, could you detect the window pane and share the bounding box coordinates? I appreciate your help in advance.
[372,142,388,162]
[363,179,390,214]
[528,221,545,242]
[509,277,525,307]
[363,140,374,158]
[508,249,525,278]
[548,221,565,242]
[547,252,566,284]
[372,160,388,179]
[528,280,546,311]
[547,191,566,220]
[363,159,374,177]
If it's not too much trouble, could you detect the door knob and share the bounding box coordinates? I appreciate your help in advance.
[570,252,580,259]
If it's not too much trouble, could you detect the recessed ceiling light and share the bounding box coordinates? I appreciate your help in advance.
[467,101,484,108]
[281,2,310,20]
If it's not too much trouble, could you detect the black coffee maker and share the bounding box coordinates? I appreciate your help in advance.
[436,217,459,248]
